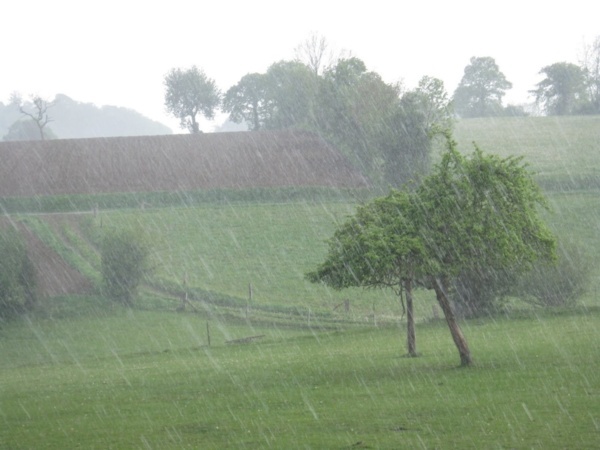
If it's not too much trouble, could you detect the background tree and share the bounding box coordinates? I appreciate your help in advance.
[294,32,333,75]
[261,60,319,129]
[222,73,269,131]
[531,62,589,115]
[164,66,220,133]
[14,95,55,140]
[221,55,443,188]
[0,227,36,318]
[453,56,512,117]
[580,36,600,114]
[101,228,151,306]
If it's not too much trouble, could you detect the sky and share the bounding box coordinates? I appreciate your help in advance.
[1,0,598,133]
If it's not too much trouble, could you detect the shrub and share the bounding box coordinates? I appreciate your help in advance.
[100,228,150,305]
[0,227,36,318]
[515,239,593,307]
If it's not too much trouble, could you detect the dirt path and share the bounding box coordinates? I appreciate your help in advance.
[1,216,93,298]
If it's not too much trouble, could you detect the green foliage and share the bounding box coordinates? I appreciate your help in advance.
[164,66,220,133]
[222,72,268,131]
[0,227,36,317]
[453,56,512,117]
[306,190,424,292]
[100,228,150,305]
[415,136,556,279]
[223,56,449,188]
[532,62,589,115]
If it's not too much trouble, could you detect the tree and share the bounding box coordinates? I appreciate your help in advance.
[580,35,600,113]
[308,133,556,366]
[412,76,453,132]
[306,190,426,357]
[453,57,512,118]
[13,95,55,140]
[101,228,151,305]
[294,32,333,75]
[0,227,36,318]
[414,136,555,364]
[531,62,589,115]
[262,60,319,129]
[164,66,220,133]
[222,73,269,131]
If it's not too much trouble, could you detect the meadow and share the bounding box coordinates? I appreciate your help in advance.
[1,115,600,448]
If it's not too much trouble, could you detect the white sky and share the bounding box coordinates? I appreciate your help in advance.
[1,1,598,132]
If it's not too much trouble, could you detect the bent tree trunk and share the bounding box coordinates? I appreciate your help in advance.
[404,279,417,357]
[433,277,472,366]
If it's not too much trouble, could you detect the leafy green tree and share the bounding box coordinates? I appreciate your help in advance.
[0,227,36,318]
[531,62,589,115]
[262,60,319,129]
[308,134,556,366]
[307,190,426,357]
[222,73,269,131]
[412,76,453,132]
[453,56,512,117]
[164,66,220,133]
[414,137,555,364]
[316,57,411,185]
[101,228,150,305]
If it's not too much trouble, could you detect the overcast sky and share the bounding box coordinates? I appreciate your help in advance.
[2,1,598,132]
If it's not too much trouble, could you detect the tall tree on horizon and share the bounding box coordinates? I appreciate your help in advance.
[164,66,220,133]
[453,56,512,118]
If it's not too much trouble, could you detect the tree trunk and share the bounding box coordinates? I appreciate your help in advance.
[404,280,417,357]
[433,277,472,366]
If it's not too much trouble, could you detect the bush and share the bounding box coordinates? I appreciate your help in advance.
[451,265,519,318]
[100,228,150,305]
[514,239,592,307]
[0,227,36,318]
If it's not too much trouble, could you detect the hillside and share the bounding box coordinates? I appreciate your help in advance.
[0,94,172,139]
[454,115,600,191]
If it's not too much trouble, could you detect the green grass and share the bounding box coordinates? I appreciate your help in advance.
[85,202,431,320]
[1,307,598,448]
[454,115,600,190]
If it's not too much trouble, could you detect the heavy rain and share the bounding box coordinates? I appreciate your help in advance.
[0,2,599,448]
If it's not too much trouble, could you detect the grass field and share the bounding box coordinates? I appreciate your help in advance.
[1,307,598,448]
[1,116,600,448]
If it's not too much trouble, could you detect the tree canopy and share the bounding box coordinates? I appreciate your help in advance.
[223,56,450,188]
[307,133,556,366]
[164,66,220,133]
[531,62,589,115]
[453,56,512,118]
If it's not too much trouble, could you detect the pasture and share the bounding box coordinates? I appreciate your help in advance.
[1,307,598,448]
[1,116,600,447]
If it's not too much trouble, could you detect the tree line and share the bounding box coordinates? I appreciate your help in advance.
[165,51,452,188]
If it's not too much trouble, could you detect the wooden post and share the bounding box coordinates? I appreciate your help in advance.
[246,283,252,319]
